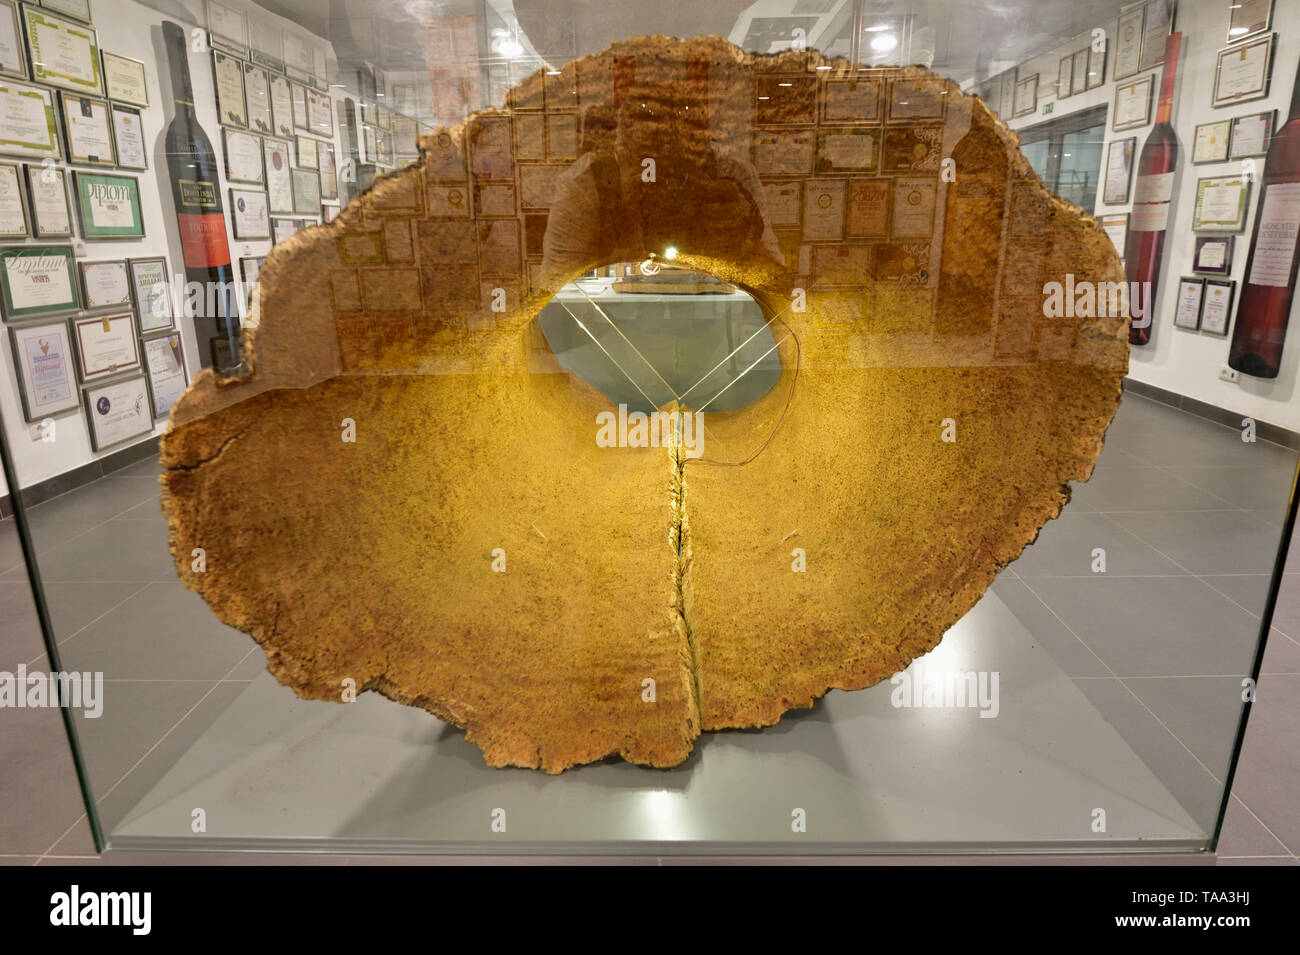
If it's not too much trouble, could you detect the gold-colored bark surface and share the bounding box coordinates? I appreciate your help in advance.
[161,36,1128,771]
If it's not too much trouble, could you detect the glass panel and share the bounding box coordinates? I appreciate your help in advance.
[1057,125,1105,210]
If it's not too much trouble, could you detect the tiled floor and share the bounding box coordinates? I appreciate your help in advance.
[0,391,1296,864]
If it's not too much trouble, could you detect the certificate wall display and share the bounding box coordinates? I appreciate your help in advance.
[243,63,271,135]
[77,258,129,309]
[295,134,317,170]
[1227,0,1273,45]
[59,91,113,165]
[9,319,78,420]
[0,80,60,160]
[129,256,173,332]
[1099,213,1129,259]
[72,310,138,380]
[1191,120,1231,164]
[0,0,26,80]
[290,82,308,132]
[306,87,332,137]
[38,0,91,22]
[0,246,76,319]
[0,160,26,236]
[73,171,143,238]
[268,71,293,139]
[223,128,263,185]
[1137,0,1170,73]
[290,166,319,215]
[101,51,147,107]
[142,331,186,418]
[1114,5,1145,81]
[1193,235,1233,274]
[22,8,101,95]
[1192,175,1249,232]
[83,374,151,451]
[1199,279,1235,334]
[1012,75,1037,118]
[1212,35,1273,108]
[1102,137,1135,204]
[317,140,337,200]
[1173,277,1204,329]
[1070,50,1089,96]
[212,50,247,128]
[1112,76,1152,131]
[23,162,70,236]
[1229,110,1274,158]
[263,136,292,213]
[230,187,269,239]
[207,1,249,57]
[110,103,145,170]
[1057,56,1072,99]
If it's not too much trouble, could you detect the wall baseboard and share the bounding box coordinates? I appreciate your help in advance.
[0,436,160,519]
[1122,377,1300,451]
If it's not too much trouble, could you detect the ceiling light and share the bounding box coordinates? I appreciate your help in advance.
[871,33,898,53]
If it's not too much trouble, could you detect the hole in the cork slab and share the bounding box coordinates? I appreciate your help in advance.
[536,263,783,414]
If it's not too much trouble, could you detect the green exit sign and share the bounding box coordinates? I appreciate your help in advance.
[1043,102,1055,115]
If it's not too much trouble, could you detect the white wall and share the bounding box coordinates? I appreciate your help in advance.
[1007,0,1300,432]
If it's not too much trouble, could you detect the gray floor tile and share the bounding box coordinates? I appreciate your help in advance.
[104,455,161,478]
[28,477,161,525]
[0,702,95,855]
[15,517,101,558]
[1164,465,1295,517]
[226,648,268,681]
[1071,467,1227,512]
[0,520,22,574]
[1108,509,1284,575]
[0,580,42,669]
[1216,855,1298,865]
[1271,573,1300,639]
[1260,631,1300,674]
[38,581,151,645]
[1121,676,1245,777]
[1109,428,1298,469]
[1216,795,1290,857]
[114,498,165,521]
[1201,574,1273,615]
[45,816,96,856]
[1227,674,1300,853]
[1012,511,1185,578]
[3,520,174,582]
[989,577,1110,676]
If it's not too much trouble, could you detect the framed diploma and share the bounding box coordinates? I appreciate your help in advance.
[83,374,152,451]
[1012,75,1037,118]
[72,310,138,380]
[394,116,418,156]
[223,128,263,185]
[0,160,27,236]
[1112,76,1152,131]
[322,205,338,223]
[263,136,292,213]
[268,72,293,139]
[290,167,319,215]
[361,124,376,163]
[1114,5,1145,81]
[1227,0,1273,45]
[38,0,91,22]
[23,163,71,236]
[240,254,263,289]
[9,319,78,420]
[142,331,186,419]
[317,140,337,201]
[100,51,147,107]
[230,187,269,239]
[1071,50,1089,96]
[312,45,327,90]
[22,8,101,94]
[290,81,309,132]
[1192,175,1249,232]
[1191,120,1231,164]
[1098,213,1128,260]
[307,87,332,137]
[249,17,283,73]
[822,78,880,122]
[211,50,246,128]
[271,216,299,245]
[1199,279,1235,334]
[1102,138,1135,204]
[73,171,143,238]
[1137,0,1170,73]
[207,1,248,57]
[1173,277,1204,329]
[1087,41,1106,89]
[1213,35,1273,108]
[283,31,312,83]
[0,80,60,160]
[0,246,77,319]
[295,134,318,170]
[997,70,1015,119]
[1193,235,1233,275]
[892,178,937,239]
[816,129,878,174]
[1057,56,1072,99]
[129,256,173,333]
[1229,110,1274,158]
[59,91,113,165]
[0,0,26,80]
[110,103,145,170]
[243,63,271,135]
[77,258,130,309]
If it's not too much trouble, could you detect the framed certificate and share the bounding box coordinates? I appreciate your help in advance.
[291,82,309,132]
[1200,279,1235,334]
[0,0,26,80]
[212,50,247,128]
[1193,235,1233,275]
[1012,74,1037,118]
[1114,5,1145,81]
[1102,138,1135,204]
[394,116,417,156]
[1227,0,1273,45]
[230,187,269,239]
[997,70,1015,119]
[239,254,263,289]
[1191,120,1231,164]
[295,134,318,170]
[268,71,293,139]
[1137,0,1170,73]
[142,331,186,419]
[1087,41,1106,90]
[0,246,77,319]
[312,45,327,90]
[1098,213,1128,260]
[207,1,248,57]
[77,258,130,309]
[1071,50,1089,96]
[72,310,138,380]
[129,256,173,333]
[263,136,292,213]
[1213,35,1273,108]
[307,88,332,137]
[283,31,312,83]
[271,216,300,245]
[83,374,152,451]
[22,8,101,94]
[1193,175,1249,232]
[59,91,113,165]
[1173,277,1204,329]
[250,18,283,74]
[223,128,263,184]
[9,319,79,420]
[38,0,91,22]
[290,166,319,215]
[1112,76,1152,131]
[23,163,71,236]
[0,160,27,236]
[101,51,147,107]
[317,140,337,201]
[73,171,143,238]
[0,80,60,160]
[243,63,271,135]
[1229,110,1274,158]
[110,103,145,170]
[1057,57,1072,99]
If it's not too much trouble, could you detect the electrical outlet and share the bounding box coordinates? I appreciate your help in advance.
[1219,365,1240,383]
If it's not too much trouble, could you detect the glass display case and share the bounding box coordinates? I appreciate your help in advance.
[0,0,1296,857]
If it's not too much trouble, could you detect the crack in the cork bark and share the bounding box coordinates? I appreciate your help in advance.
[671,436,703,731]
[164,398,275,472]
